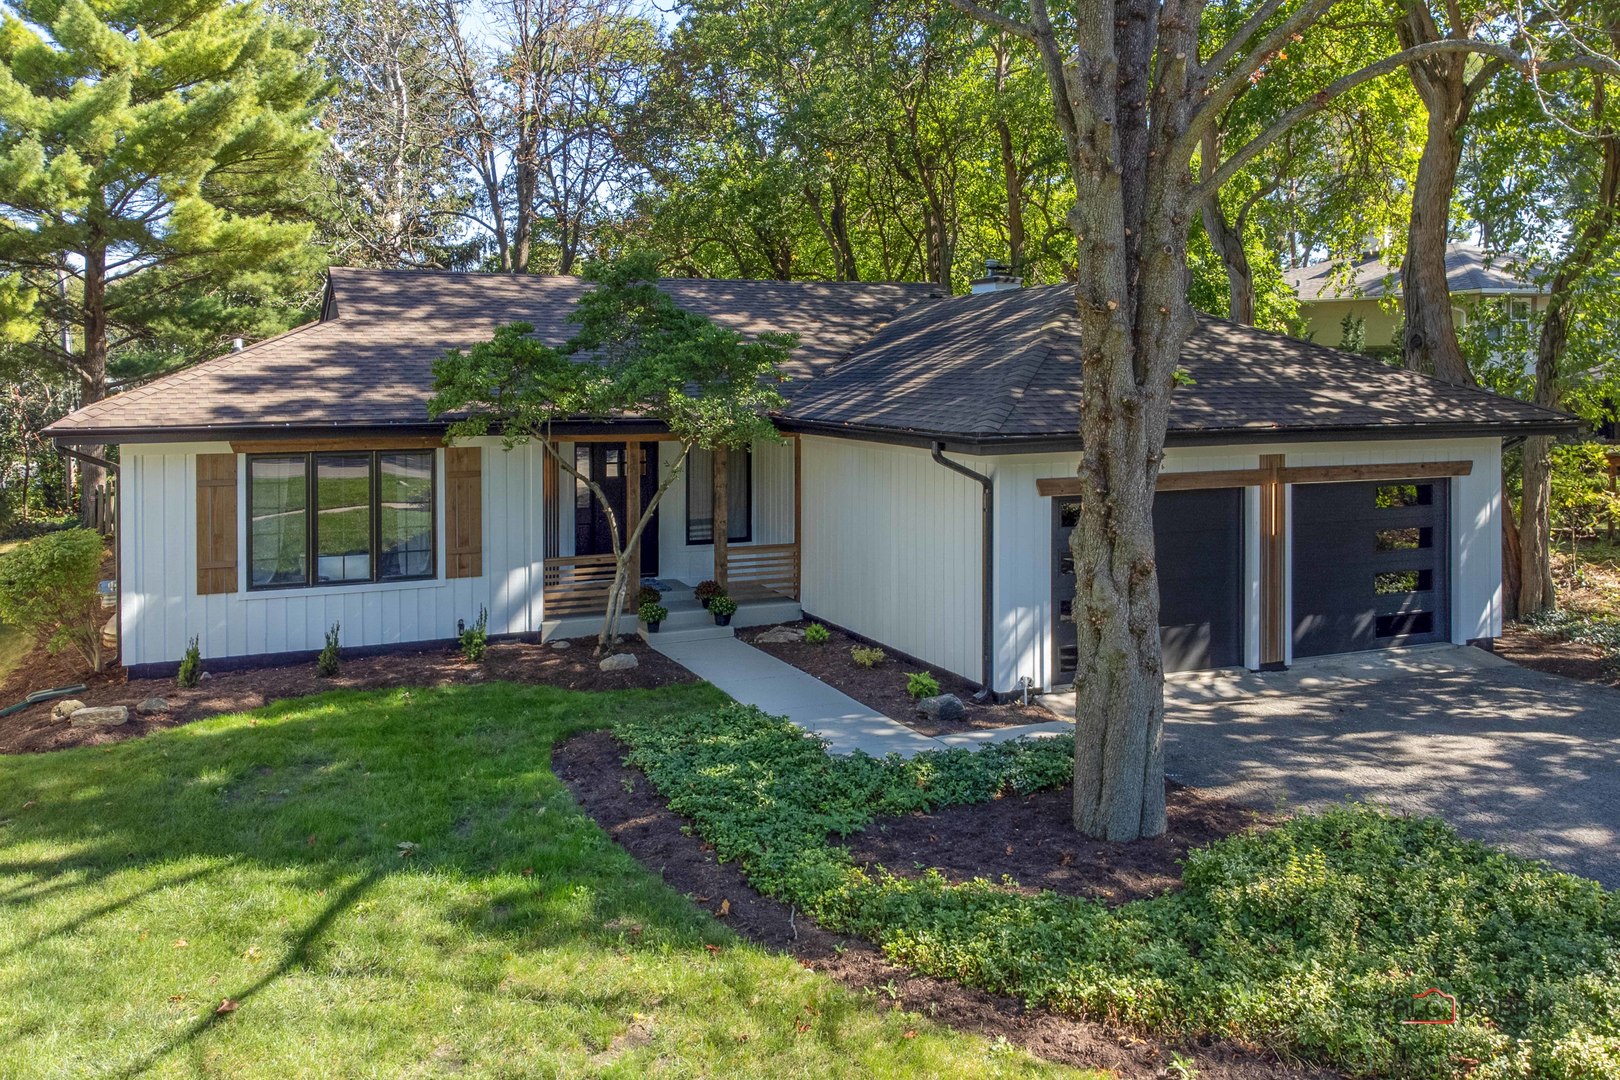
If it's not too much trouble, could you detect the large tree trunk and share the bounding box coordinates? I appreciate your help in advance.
[1516,85,1619,616]
[1031,0,1190,843]
[77,242,108,521]
[1402,102,1468,381]
[1201,197,1256,324]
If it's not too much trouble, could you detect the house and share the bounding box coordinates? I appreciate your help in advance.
[1284,243,1547,354]
[46,266,1573,695]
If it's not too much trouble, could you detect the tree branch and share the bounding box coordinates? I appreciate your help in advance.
[1198,38,1620,200]
[942,0,1036,42]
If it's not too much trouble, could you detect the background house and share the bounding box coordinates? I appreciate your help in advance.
[1284,244,1547,356]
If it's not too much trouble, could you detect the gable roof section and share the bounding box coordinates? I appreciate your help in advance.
[780,284,1572,444]
[46,269,936,439]
[1284,243,1545,303]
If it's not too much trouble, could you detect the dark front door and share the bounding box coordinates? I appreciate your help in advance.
[1292,478,1450,657]
[1052,488,1244,685]
[573,443,658,577]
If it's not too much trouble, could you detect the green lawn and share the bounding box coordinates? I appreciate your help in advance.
[0,683,1083,1079]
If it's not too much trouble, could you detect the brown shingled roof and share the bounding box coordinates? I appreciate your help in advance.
[782,284,1572,442]
[46,268,936,438]
[48,269,1571,445]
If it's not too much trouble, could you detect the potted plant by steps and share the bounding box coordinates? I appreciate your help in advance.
[694,579,722,609]
[639,600,669,633]
[709,594,738,627]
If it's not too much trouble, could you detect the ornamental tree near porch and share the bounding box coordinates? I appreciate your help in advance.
[428,253,793,651]
[947,0,1620,840]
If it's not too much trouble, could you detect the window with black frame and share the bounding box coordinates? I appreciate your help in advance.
[248,450,436,589]
[686,447,751,545]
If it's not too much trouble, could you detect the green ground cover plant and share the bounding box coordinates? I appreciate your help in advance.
[618,705,1620,1079]
[0,683,1082,1078]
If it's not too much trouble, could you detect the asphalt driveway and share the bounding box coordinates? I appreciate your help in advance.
[1161,646,1620,887]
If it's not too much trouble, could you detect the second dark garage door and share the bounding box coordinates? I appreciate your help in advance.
[1292,478,1451,657]
[1052,487,1244,680]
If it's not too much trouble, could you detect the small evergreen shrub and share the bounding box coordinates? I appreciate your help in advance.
[638,601,669,625]
[709,595,738,617]
[905,671,941,699]
[804,622,830,645]
[459,606,489,663]
[176,636,203,689]
[850,645,885,668]
[0,528,107,672]
[316,622,341,678]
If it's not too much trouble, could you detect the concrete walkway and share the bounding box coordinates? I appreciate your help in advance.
[647,633,1071,757]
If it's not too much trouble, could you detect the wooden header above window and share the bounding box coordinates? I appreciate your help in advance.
[230,435,443,455]
[1034,459,1473,498]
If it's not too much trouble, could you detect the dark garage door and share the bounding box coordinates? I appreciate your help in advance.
[1053,488,1244,682]
[1292,479,1450,658]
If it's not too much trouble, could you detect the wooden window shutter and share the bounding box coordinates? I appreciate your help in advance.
[445,446,483,578]
[196,453,238,595]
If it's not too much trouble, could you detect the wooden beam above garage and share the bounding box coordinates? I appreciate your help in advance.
[1034,459,1472,498]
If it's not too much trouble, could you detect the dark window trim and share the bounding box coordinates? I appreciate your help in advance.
[686,447,753,546]
[246,450,438,592]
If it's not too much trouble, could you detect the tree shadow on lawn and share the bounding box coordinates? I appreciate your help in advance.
[0,681,904,1075]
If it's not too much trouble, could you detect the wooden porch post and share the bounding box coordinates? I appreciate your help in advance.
[1259,454,1288,669]
[625,440,643,590]
[713,447,729,591]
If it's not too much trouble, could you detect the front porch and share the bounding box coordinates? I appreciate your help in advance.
[537,435,803,641]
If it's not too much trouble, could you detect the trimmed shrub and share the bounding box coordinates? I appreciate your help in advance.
[177,636,203,689]
[709,595,738,617]
[850,645,885,668]
[905,671,941,699]
[0,528,107,672]
[316,622,341,678]
[638,601,669,625]
[804,622,830,645]
[459,606,489,663]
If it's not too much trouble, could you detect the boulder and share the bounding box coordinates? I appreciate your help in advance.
[69,705,129,728]
[135,697,169,716]
[915,694,965,724]
[599,653,639,673]
[754,626,804,645]
[50,698,88,722]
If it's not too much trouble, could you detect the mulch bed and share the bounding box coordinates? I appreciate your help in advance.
[0,637,695,756]
[1497,624,1620,689]
[555,730,1330,1080]
[738,621,1063,737]
[848,781,1275,906]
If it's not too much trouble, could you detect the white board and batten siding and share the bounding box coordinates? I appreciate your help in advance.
[798,435,983,682]
[990,436,1504,693]
[119,437,548,668]
[653,437,797,584]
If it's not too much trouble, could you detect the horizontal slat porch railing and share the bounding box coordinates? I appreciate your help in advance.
[542,553,623,616]
[725,543,799,601]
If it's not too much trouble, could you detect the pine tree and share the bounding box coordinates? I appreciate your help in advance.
[0,0,328,506]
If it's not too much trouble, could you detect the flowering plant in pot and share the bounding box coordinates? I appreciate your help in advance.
[709,594,738,627]
[694,579,722,608]
[638,600,669,632]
